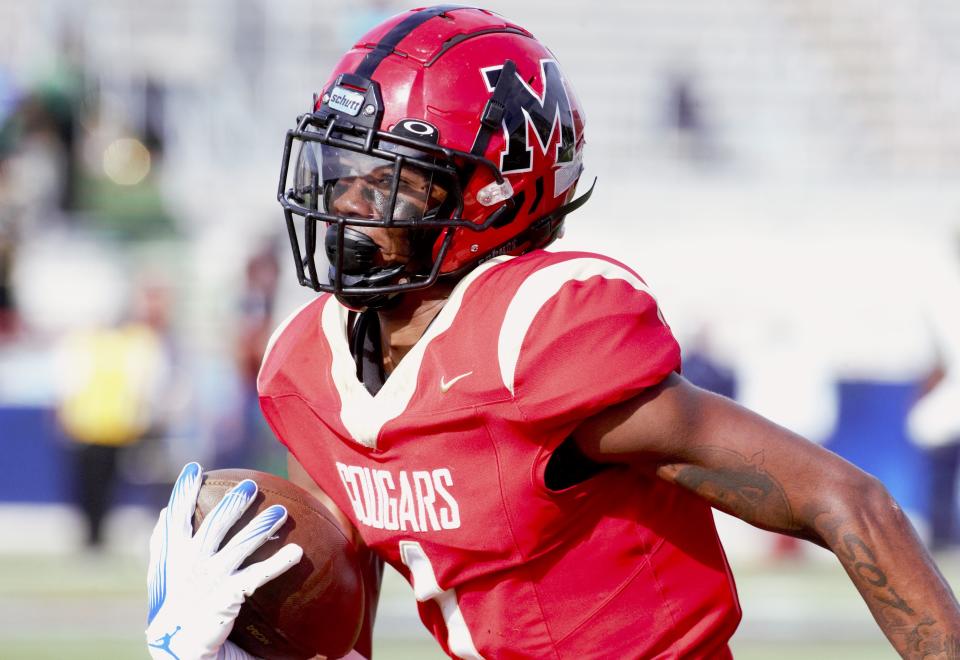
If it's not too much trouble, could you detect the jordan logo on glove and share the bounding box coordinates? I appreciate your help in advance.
[148,625,182,659]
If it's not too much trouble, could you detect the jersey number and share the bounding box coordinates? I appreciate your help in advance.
[399,541,483,660]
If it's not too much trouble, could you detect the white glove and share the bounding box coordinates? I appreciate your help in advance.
[146,462,304,660]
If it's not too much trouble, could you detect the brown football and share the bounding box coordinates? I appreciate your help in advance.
[193,468,364,660]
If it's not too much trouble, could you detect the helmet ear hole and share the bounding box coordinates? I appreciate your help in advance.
[492,191,525,228]
[528,177,544,215]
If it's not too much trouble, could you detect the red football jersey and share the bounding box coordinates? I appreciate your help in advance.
[258,250,741,659]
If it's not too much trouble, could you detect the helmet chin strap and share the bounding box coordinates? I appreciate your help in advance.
[334,289,403,312]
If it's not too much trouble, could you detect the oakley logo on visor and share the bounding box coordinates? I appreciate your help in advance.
[393,119,440,144]
[328,86,365,116]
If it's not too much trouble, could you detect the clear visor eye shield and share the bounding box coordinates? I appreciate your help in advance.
[277,73,517,303]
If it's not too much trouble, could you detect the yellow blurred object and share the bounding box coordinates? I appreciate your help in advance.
[56,324,165,446]
[102,137,151,186]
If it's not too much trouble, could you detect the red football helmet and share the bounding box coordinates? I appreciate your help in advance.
[278,6,591,308]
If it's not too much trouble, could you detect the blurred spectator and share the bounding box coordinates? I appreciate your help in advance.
[0,33,89,341]
[142,78,167,159]
[54,277,173,550]
[0,87,83,338]
[662,67,718,165]
[41,22,89,213]
[236,241,280,388]
[912,363,960,550]
[0,229,15,340]
[0,158,17,341]
[907,233,960,550]
[215,239,285,472]
[1,92,72,229]
[1,22,88,219]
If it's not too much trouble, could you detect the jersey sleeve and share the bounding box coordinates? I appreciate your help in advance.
[502,255,680,433]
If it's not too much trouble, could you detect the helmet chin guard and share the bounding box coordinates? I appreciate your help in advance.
[277,7,594,309]
[324,227,406,310]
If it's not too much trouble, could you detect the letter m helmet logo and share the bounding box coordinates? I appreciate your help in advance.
[480,59,577,174]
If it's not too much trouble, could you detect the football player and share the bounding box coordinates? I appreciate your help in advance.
[147,6,960,659]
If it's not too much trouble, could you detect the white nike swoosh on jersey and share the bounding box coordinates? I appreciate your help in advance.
[440,371,474,393]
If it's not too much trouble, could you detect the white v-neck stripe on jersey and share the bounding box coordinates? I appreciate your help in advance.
[324,257,512,448]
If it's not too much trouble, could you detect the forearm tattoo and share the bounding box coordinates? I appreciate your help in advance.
[667,448,958,658]
[807,507,960,660]
[668,447,795,530]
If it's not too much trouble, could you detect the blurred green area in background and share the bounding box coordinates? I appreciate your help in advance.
[76,174,178,241]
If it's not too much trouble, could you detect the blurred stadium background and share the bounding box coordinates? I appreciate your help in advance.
[1,0,959,658]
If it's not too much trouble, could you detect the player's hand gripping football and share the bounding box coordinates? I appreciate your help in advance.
[145,463,304,660]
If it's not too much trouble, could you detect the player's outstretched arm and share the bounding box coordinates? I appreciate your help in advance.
[146,463,304,660]
[573,373,960,659]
